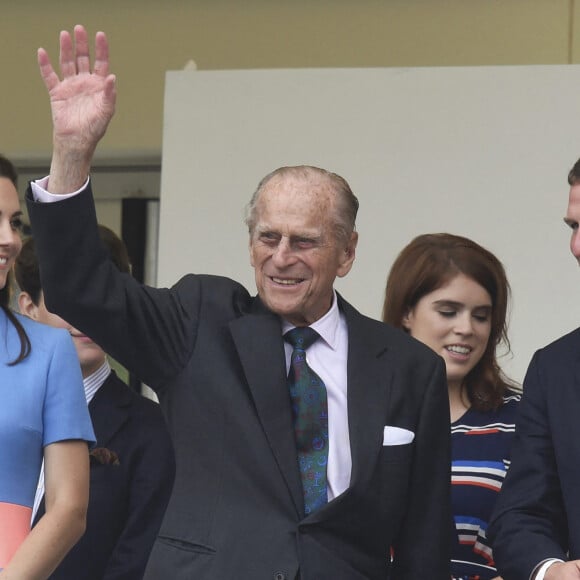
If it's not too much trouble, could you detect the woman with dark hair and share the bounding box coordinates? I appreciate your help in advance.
[383,233,519,580]
[0,155,94,577]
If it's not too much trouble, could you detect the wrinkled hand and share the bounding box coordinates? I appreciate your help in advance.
[38,24,115,153]
[545,561,580,579]
[37,24,116,192]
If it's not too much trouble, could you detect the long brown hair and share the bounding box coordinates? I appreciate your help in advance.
[0,154,30,365]
[383,233,514,411]
[1,278,30,365]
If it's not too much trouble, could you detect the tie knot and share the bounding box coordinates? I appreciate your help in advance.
[284,327,319,350]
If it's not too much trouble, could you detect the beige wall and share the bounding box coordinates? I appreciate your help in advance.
[2,0,578,159]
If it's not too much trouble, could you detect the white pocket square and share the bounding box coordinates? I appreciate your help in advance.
[382,426,415,446]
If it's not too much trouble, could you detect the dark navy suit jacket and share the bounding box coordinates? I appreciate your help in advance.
[28,183,451,580]
[490,327,580,579]
[35,371,176,580]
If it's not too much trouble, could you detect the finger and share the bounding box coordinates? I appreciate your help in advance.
[93,31,110,77]
[73,24,91,74]
[59,29,76,78]
[103,74,117,110]
[37,48,61,93]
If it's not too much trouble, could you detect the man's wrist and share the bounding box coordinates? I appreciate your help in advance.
[533,559,565,580]
[48,145,93,194]
[31,176,89,202]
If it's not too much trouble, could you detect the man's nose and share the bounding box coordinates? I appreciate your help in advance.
[272,238,296,266]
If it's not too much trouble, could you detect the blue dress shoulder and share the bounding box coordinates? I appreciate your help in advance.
[0,311,94,568]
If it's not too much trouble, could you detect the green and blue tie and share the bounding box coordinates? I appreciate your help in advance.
[284,327,329,515]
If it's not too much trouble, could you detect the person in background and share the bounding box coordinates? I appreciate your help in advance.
[25,25,452,579]
[489,158,580,580]
[383,233,520,580]
[0,154,94,577]
[15,228,176,580]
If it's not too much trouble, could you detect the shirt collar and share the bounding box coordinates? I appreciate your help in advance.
[281,290,340,350]
[84,359,111,404]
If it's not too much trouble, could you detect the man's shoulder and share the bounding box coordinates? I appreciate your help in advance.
[103,372,167,419]
[93,374,174,458]
[338,295,440,363]
[535,326,580,362]
[173,272,248,292]
[171,273,254,313]
[525,327,580,388]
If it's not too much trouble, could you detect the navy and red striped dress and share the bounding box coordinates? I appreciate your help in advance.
[450,392,520,580]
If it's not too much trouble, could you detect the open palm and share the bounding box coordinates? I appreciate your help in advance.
[38,25,116,150]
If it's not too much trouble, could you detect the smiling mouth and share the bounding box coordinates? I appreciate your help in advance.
[270,276,304,286]
[446,345,472,355]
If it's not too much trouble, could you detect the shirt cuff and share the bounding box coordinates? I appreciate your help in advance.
[30,176,89,203]
[532,559,565,580]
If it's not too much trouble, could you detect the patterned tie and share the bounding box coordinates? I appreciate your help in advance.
[284,327,329,515]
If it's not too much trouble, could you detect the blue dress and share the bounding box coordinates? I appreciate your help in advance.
[450,392,520,579]
[0,311,95,569]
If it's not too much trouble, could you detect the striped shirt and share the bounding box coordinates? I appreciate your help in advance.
[450,392,520,580]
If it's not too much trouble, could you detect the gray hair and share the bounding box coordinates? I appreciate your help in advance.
[244,165,359,245]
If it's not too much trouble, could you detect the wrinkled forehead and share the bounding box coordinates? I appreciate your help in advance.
[251,175,340,239]
[258,173,337,208]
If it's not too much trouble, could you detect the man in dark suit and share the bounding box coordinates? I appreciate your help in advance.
[15,232,176,580]
[26,25,451,579]
[488,158,580,580]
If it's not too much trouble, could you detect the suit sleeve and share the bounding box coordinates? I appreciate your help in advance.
[488,351,568,580]
[391,356,452,579]
[27,182,204,389]
[102,410,176,579]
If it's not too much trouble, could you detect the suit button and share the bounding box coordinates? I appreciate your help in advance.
[273,572,287,580]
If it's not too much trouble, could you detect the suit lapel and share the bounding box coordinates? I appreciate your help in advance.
[229,302,304,517]
[340,297,394,489]
[229,296,394,518]
[89,372,131,447]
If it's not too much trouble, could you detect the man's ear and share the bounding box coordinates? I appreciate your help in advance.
[18,292,39,320]
[248,230,257,268]
[337,231,358,278]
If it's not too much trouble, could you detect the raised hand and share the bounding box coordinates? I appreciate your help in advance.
[37,25,116,192]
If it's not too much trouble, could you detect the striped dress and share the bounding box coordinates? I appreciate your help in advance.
[450,392,520,580]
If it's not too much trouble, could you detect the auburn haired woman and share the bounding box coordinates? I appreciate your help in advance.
[383,233,519,580]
